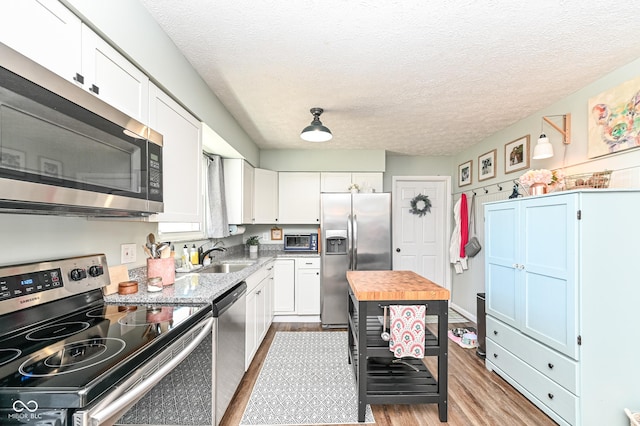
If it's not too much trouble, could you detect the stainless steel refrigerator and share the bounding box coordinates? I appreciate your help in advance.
[320,192,392,327]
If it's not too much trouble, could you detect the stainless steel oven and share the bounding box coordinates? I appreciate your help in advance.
[0,42,163,217]
[0,254,211,426]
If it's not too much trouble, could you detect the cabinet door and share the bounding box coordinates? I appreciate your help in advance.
[224,159,254,224]
[149,84,202,223]
[520,195,578,359]
[253,168,279,224]
[274,259,295,313]
[485,201,520,328]
[296,267,320,315]
[352,173,383,193]
[278,172,320,224]
[255,279,267,344]
[320,172,351,192]
[245,288,258,369]
[81,25,149,123]
[0,0,82,85]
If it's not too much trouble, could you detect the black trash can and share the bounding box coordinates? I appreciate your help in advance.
[476,293,486,358]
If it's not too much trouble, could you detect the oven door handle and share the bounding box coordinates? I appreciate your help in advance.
[78,316,214,426]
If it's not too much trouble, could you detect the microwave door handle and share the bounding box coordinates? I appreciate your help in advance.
[76,316,213,426]
[353,214,358,270]
[347,214,353,270]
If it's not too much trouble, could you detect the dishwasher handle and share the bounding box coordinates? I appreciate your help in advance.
[213,281,247,317]
[75,316,214,426]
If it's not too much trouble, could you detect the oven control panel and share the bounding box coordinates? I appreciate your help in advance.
[0,254,109,316]
[0,267,64,300]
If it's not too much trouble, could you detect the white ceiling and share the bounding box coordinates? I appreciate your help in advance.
[139,0,640,156]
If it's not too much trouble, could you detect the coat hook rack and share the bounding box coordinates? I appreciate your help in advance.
[497,184,502,191]
[472,190,476,196]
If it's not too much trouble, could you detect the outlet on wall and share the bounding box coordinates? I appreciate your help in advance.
[121,243,137,264]
[263,232,270,242]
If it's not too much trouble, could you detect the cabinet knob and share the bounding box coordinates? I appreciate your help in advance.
[493,353,498,358]
[493,330,498,335]
[396,248,401,253]
[547,393,554,400]
[256,290,261,295]
[548,363,554,369]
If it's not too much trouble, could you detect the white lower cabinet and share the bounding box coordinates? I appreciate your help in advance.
[273,258,295,314]
[245,262,274,370]
[295,258,320,315]
[274,257,320,318]
[484,191,640,426]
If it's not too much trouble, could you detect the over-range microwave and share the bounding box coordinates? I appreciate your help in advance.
[284,233,319,251]
[0,42,163,217]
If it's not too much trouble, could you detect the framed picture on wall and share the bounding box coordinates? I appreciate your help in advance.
[504,135,530,174]
[478,149,496,181]
[0,148,25,171]
[458,160,472,187]
[40,157,62,179]
[270,226,282,240]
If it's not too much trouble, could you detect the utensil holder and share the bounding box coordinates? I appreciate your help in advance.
[147,257,175,286]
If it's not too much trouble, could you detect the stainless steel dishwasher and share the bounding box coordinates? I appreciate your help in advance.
[212,281,247,425]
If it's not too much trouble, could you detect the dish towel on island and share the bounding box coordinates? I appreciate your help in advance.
[389,305,426,358]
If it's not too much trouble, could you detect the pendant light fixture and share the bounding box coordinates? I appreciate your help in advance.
[532,113,571,160]
[300,107,332,142]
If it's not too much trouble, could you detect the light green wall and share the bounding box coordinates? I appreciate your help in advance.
[62,0,260,166]
[450,56,640,195]
[259,149,386,172]
[449,54,640,320]
[384,154,453,191]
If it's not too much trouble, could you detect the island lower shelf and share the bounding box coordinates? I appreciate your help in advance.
[346,270,449,423]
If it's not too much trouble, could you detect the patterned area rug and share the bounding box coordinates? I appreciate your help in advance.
[425,308,468,324]
[240,331,375,425]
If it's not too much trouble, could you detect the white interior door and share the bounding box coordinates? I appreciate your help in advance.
[392,176,451,291]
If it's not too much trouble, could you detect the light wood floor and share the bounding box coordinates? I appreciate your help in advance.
[221,321,557,426]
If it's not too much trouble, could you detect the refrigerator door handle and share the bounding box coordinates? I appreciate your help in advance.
[353,214,358,270]
[347,214,353,270]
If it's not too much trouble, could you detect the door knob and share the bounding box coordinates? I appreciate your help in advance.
[396,248,401,252]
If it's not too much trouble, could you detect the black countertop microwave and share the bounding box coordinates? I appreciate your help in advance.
[0,42,163,217]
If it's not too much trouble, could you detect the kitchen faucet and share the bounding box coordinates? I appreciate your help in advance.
[198,240,227,265]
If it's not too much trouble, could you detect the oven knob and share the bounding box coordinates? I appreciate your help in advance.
[70,268,87,281]
[89,265,104,277]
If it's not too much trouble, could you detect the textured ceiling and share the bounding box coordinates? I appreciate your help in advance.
[139,0,640,156]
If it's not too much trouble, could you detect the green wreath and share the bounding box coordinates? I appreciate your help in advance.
[409,193,431,217]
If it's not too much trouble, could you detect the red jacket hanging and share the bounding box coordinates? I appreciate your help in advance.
[459,193,468,257]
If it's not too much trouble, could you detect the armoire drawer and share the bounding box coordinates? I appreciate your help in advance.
[486,339,578,425]
[487,316,578,394]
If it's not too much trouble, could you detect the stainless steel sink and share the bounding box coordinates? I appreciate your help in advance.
[199,262,254,274]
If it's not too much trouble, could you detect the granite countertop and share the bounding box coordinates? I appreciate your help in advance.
[346,270,450,301]
[104,250,319,306]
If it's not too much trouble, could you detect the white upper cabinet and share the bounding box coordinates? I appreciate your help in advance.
[224,159,254,224]
[0,0,149,124]
[80,26,149,123]
[278,172,320,224]
[253,168,278,224]
[0,0,82,85]
[149,83,202,223]
[320,172,383,193]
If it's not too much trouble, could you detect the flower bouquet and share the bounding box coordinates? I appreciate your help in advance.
[519,169,564,195]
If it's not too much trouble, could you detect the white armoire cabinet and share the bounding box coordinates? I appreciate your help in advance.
[484,190,640,426]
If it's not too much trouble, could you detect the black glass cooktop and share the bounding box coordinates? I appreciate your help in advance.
[0,296,210,409]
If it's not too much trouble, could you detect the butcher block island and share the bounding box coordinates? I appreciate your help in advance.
[346,270,450,423]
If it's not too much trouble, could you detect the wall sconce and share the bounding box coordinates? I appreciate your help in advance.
[300,107,332,142]
[532,113,571,159]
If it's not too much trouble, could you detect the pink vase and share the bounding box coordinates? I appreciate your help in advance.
[530,182,547,195]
